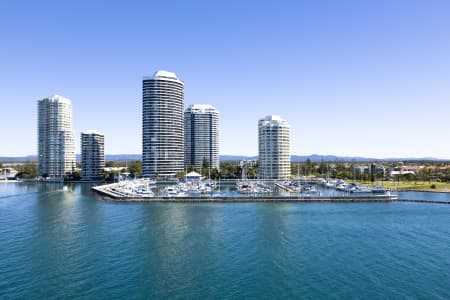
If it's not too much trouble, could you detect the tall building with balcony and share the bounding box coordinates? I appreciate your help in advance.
[81,130,105,180]
[258,115,290,179]
[184,104,219,171]
[142,70,184,178]
[38,95,76,178]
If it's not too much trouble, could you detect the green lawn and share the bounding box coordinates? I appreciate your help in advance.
[351,180,450,192]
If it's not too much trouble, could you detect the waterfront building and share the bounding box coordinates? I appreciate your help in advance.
[0,168,18,180]
[184,171,202,183]
[258,115,290,179]
[38,95,75,178]
[184,104,219,171]
[81,130,105,180]
[142,70,184,178]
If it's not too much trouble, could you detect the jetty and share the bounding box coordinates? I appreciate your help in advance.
[275,182,295,192]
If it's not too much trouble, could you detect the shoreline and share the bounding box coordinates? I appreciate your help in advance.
[0,180,20,183]
[391,188,450,193]
[5,180,450,193]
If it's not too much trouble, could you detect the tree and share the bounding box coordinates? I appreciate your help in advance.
[406,173,416,182]
[304,158,313,176]
[102,170,119,182]
[354,167,362,181]
[16,161,38,179]
[210,168,220,180]
[291,163,299,176]
[105,161,125,168]
[219,161,239,179]
[187,165,198,173]
[128,160,142,177]
[318,160,328,176]
[247,163,258,179]
[201,158,210,177]
[334,162,352,179]
[66,170,81,181]
[176,170,186,180]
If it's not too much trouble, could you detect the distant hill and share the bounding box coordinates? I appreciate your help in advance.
[103,154,141,161]
[220,155,258,161]
[292,154,378,162]
[221,154,377,162]
[294,154,449,162]
[0,155,37,162]
[0,154,447,163]
[221,154,449,163]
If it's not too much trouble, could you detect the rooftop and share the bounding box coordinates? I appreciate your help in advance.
[42,94,71,104]
[185,171,202,177]
[143,70,183,84]
[153,70,177,79]
[82,129,103,135]
[259,115,289,127]
[186,104,219,114]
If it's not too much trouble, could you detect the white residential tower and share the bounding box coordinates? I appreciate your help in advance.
[38,95,75,178]
[142,70,184,178]
[258,115,290,179]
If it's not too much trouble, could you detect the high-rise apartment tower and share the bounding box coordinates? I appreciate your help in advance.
[184,104,219,171]
[258,115,290,179]
[38,95,75,178]
[81,130,105,180]
[142,70,184,178]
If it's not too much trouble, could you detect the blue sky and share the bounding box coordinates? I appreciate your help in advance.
[1,0,450,158]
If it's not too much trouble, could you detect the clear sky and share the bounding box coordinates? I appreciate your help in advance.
[1,0,450,158]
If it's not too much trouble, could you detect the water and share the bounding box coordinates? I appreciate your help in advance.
[1,183,449,299]
[397,191,450,202]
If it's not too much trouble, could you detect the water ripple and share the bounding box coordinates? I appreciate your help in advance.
[0,184,449,299]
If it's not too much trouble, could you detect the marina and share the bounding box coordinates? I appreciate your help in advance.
[91,178,398,202]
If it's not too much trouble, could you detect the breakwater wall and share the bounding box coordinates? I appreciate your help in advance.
[397,199,450,205]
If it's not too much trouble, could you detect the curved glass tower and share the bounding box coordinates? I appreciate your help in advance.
[38,95,75,178]
[142,70,184,178]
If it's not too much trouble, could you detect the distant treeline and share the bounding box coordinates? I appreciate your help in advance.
[3,160,450,182]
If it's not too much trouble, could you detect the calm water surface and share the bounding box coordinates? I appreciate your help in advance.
[1,183,449,299]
